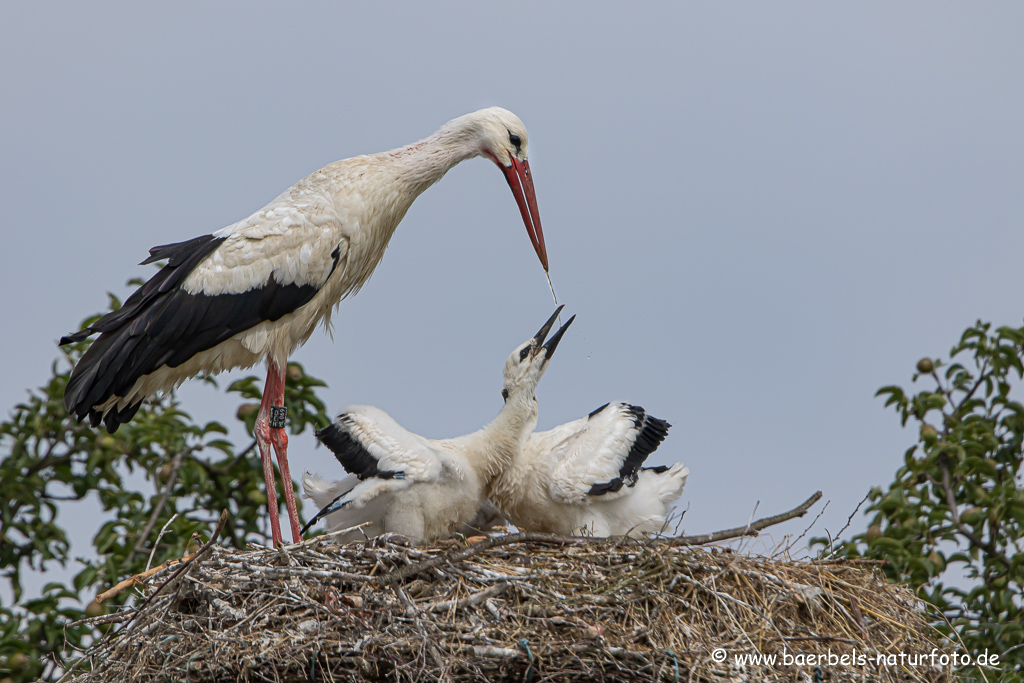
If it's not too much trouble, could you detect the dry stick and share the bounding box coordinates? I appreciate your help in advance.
[117,510,229,625]
[785,497,829,553]
[126,449,188,566]
[428,581,509,613]
[97,547,198,604]
[288,521,373,549]
[66,611,135,629]
[379,492,823,585]
[395,586,446,669]
[811,557,887,568]
[821,492,870,558]
[145,513,179,572]
[667,491,823,546]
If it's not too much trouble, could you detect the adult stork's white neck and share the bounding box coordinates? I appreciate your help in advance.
[59,106,552,547]
[387,107,548,270]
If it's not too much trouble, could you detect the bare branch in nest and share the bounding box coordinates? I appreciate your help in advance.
[668,491,823,546]
[96,547,196,604]
[379,492,822,585]
[96,510,228,604]
[65,611,135,629]
[289,521,373,548]
[428,581,508,613]
[127,509,229,619]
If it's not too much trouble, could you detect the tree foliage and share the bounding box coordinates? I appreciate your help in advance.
[821,321,1024,676]
[0,292,331,681]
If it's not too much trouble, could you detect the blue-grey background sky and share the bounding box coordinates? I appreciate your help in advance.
[2,4,1023,593]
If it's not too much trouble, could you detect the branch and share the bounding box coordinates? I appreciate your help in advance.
[821,493,869,557]
[24,447,73,480]
[937,464,1009,569]
[957,358,989,411]
[65,611,134,629]
[667,491,823,546]
[291,521,373,548]
[428,581,508,613]
[132,509,229,616]
[379,492,823,585]
[929,369,954,419]
[98,510,228,610]
[125,448,188,565]
[95,548,196,604]
[6,448,74,524]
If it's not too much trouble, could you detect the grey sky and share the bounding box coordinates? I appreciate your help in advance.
[2,3,1023,591]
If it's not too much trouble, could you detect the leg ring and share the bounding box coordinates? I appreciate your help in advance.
[269,405,288,429]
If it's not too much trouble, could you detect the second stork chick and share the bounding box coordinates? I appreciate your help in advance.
[301,307,574,544]
[488,402,690,538]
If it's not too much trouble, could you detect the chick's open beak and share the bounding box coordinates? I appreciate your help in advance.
[542,315,575,360]
[531,305,564,347]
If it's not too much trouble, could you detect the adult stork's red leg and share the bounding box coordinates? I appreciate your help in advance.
[254,363,284,546]
[268,362,303,542]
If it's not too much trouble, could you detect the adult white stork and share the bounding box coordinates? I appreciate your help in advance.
[488,403,689,537]
[301,308,573,544]
[59,107,549,546]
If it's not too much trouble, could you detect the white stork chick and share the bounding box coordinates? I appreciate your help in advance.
[301,472,389,543]
[302,476,507,542]
[488,403,689,538]
[301,308,574,544]
[59,107,549,546]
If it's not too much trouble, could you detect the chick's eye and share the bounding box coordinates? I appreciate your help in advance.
[508,131,522,150]
[501,388,509,402]
[519,346,530,361]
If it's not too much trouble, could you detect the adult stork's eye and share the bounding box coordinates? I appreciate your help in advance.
[508,131,522,150]
[501,388,509,402]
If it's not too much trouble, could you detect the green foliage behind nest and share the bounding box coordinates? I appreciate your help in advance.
[820,320,1024,677]
[0,289,331,682]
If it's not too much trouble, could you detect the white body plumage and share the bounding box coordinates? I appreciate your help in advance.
[300,395,531,545]
[488,402,689,537]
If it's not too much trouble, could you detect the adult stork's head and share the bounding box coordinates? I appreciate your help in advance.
[456,107,548,272]
[501,306,574,402]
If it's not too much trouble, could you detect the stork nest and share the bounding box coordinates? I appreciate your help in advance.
[60,530,953,683]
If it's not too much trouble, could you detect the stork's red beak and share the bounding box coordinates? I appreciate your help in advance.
[500,157,548,272]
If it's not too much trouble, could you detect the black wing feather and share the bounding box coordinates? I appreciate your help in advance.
[315,417,405,481]
[587,404,671,496]
[60,234,333,433]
